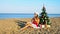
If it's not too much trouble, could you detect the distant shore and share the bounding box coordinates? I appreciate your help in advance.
[0,17,60,34]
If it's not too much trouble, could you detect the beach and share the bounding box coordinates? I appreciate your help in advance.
[0,18,60,34]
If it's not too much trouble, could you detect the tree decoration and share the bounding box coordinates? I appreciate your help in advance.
[39,5,51,25]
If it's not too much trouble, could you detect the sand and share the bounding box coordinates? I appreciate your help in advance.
[0,18,60,34]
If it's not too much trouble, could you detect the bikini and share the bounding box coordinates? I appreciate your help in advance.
[32,18,38,27]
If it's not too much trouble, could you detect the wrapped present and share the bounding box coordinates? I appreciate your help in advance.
[42,25,45,28]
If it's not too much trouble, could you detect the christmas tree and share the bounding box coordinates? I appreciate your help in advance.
[39,5,51,25]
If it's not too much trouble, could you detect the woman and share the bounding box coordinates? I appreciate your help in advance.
[20,12,40,31]
[31,12,40,28]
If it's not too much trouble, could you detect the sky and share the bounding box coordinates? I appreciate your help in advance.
[0,0,60,14]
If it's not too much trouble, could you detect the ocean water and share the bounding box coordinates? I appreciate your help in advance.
[0,13,60,19]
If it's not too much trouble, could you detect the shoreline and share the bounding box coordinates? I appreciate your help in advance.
[0,17,60,20]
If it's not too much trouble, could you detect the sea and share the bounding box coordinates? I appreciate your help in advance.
[0,13,60,19]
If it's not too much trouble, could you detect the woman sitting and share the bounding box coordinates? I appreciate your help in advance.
[31,12,40,28]
[20,12,40,31]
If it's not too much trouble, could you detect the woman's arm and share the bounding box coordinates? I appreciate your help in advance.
[35,18,40,24]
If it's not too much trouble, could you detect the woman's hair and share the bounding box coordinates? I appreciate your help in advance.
[35,15,38,18]
[34,12,39,18]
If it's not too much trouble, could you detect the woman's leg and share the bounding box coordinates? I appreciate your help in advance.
[20,23,34,34]
[20,22,32,31]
